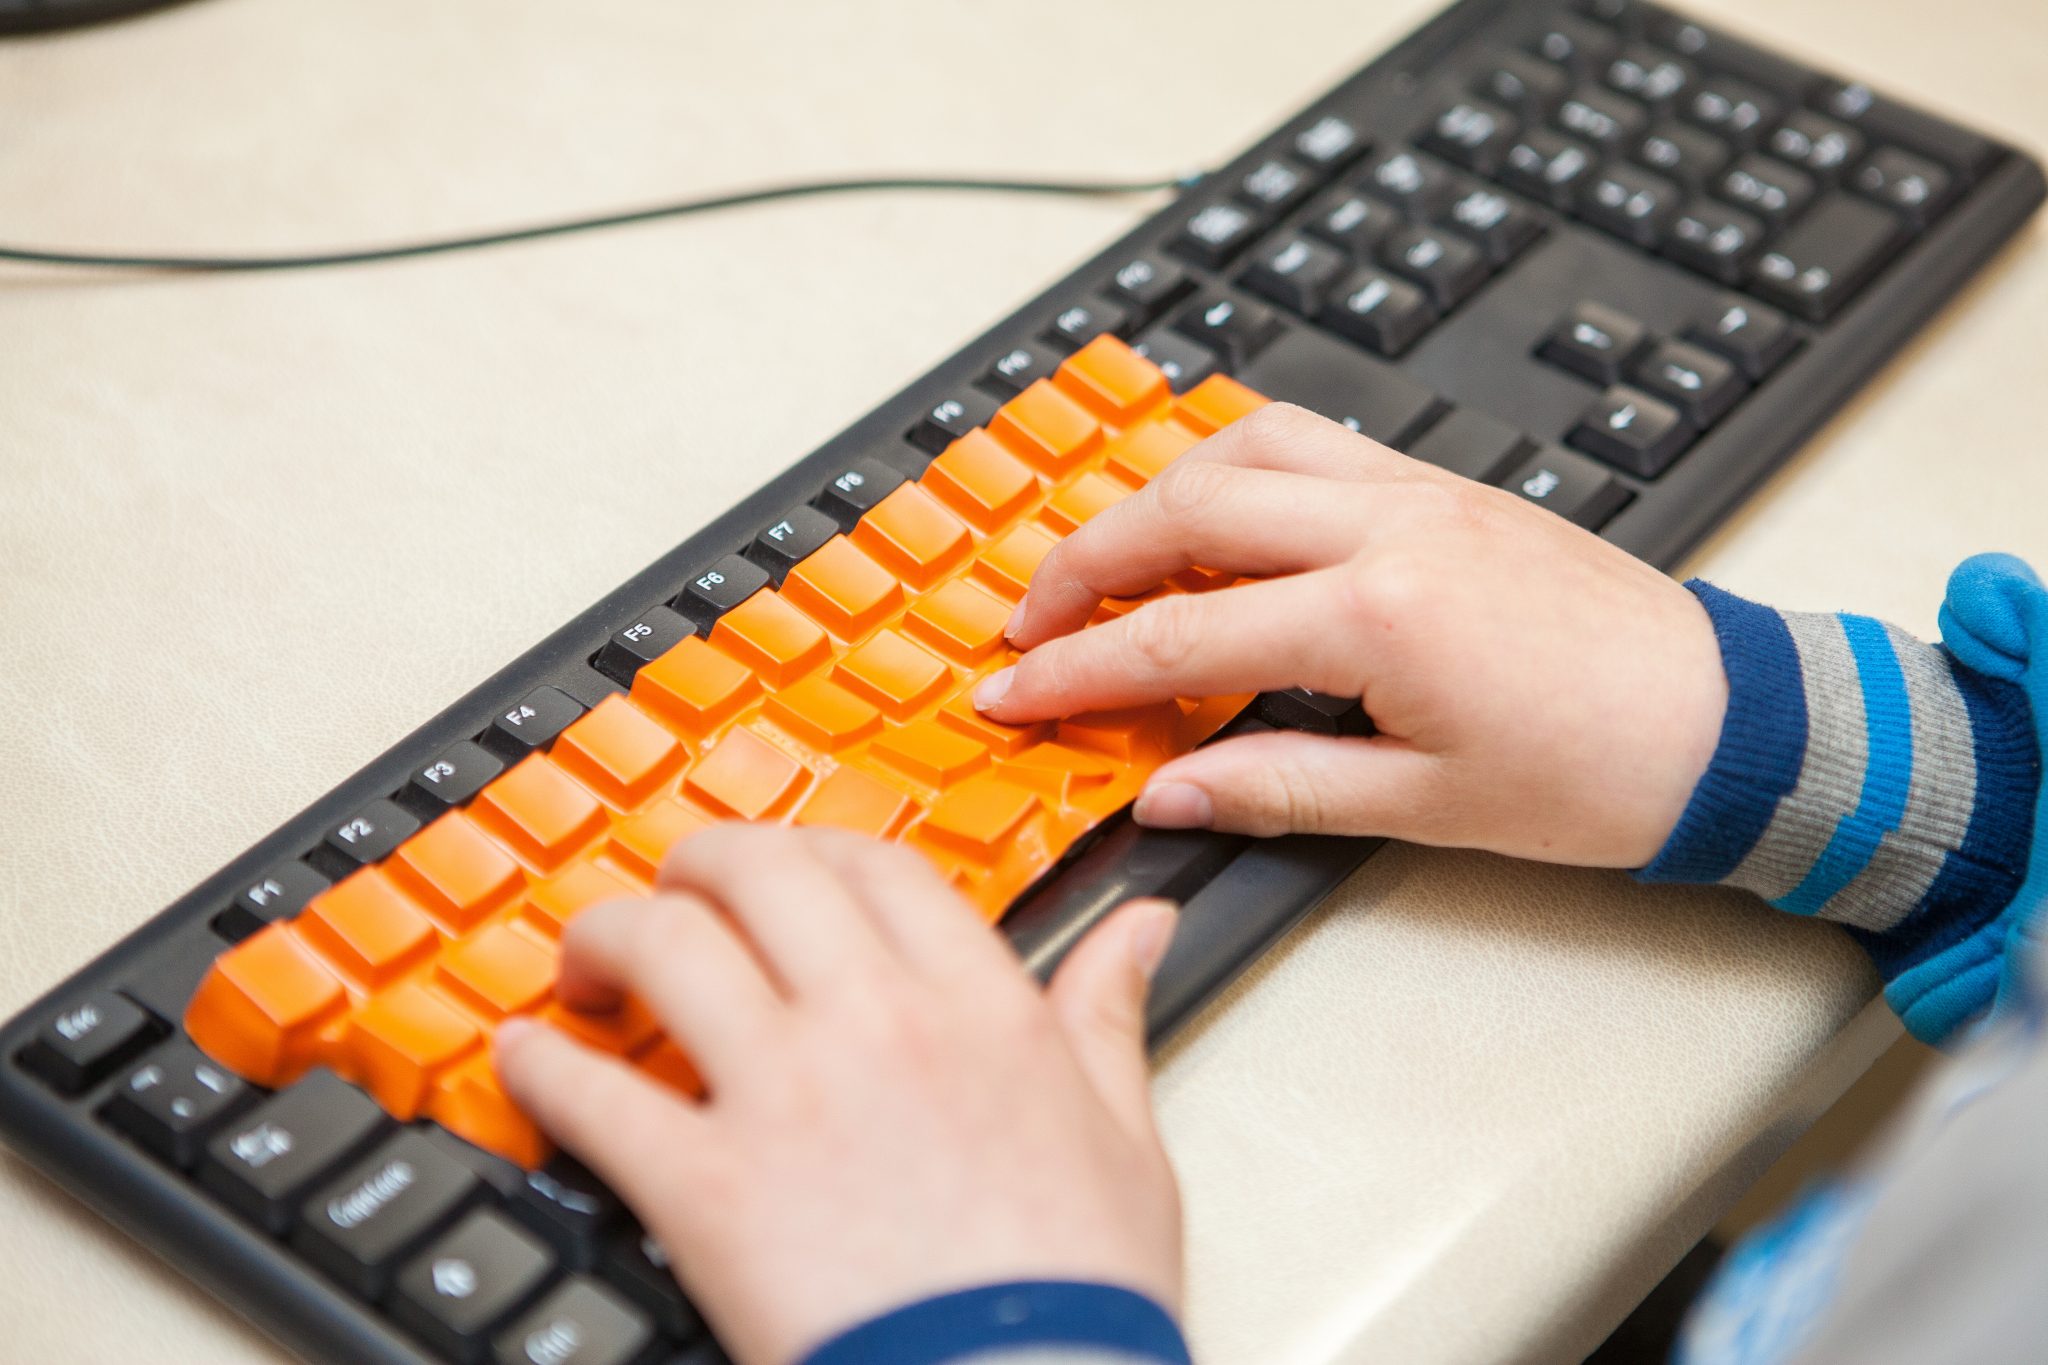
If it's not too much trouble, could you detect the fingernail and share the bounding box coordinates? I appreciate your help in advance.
[1133,781,1213,829]
[1132,901,1179,979]
[494,1016,536,1054]
[973,666,1015,712]
[1004,599,1028,640]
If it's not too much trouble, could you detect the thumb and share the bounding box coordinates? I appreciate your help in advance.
[1132,729,1439,838]
[1046,897,1177,1139]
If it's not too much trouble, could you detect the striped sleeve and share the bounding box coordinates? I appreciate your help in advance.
[798,1282,1191,1365]
[1639,580,2041,1044]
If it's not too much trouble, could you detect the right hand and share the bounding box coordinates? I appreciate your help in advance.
[973,403,1728,869]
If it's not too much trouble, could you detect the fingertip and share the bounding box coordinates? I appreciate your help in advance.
[1125,898,1179,980]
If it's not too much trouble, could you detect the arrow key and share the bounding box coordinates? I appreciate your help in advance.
[1627,339,1747,428]
[1567,384,1693,477]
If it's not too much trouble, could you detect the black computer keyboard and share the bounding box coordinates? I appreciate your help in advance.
[3,2,2040,1362]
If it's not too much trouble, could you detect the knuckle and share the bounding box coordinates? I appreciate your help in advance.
[1248,761,1328,836]
[1123,597,1200,675]
[1150,456,1232,522]
[1234,400,1318,451]
[1340,548,1435,631]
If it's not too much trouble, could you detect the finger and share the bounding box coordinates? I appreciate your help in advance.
[658,823,900,996]
[1183,401,1424,482]
[799,828,1021,980]
[978,568,1367,722]
[559,895,784,1084]
[1046,898,1175,1140]
[1132,729,1443,839]
[1008,462,1375,648]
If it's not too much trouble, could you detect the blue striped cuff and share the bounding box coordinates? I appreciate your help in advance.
[799,1281,1191,1365]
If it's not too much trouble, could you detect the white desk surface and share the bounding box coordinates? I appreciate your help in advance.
[2,1,2044,1360]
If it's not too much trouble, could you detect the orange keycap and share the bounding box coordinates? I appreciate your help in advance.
[632,636,761,736]
[1173,373,1269,434]
[297,868,440,987]
[1053,334,1171,424]
[918,772,1042,858]
[1001,741,1116,800]
[764,674,883,752]
[872,719,990,786]
[1105,420,1199,485]
[852,483,973,589]
[936,691,1050,757]
[636,1038,704,1098]
[989,379,1104,476]
[472,755,609,872]
[431,1053,549,1167]
[346,981,482,1118]
[835,630,950,718]
[922,429,1039,532]
[684,727,807,819]
[184,924,346,1085]
[710,591,831,687]
[782,537,904,640]
[388,812,525,931]
[544,994,660,1056]
[523,860,637,937]
[972,523,1061,601]
[437,922,558,1017]
[553,695,686,807]
[905,578,1013,665]
[606,798,712,880]
[1058,705,1180,762]
[1042,470,1130,532]
[794,764,917,838]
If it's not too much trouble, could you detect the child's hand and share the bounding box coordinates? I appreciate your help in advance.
[979,404,1727,868]
[494,824,1183,1365]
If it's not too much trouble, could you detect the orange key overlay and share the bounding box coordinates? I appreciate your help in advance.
[186,337,1268,1165]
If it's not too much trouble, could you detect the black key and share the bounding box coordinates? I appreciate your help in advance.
[201,1070,388,1234]
[19,991,159,1095]
[1749,193,1908,322]
[1569,384,1693,477]
[1815,80,1998,184]
[1130,329,1219,392]
[1555,86,1648,151]
[1300,187,1401,256]
[407,741,506,815]
[601,1230,705,1342]
[1290,114,1369,170]
[1635,122,1731,189]
[322,797,421,869]
[1473,50,1572,116]
[297,1131,482,1299]
[1420,100,1519,175]
[1234,158,1315,214]
[1662,199,1766,284]
[1043,298,1132,353]
[1239,234,1348,315]
[213,859,332,942]
[907,391,998,456]
[1404,407,1530,483]
[594,605,695,687]
[1316,268,1437,357]
[1628,340,1748,427]
[1683,77,1781,148]
[1439,185,1544,266]
[981,343,1058,398]
[1527,15,1619,76]
[493,1278,654,1365]
[1717,154,1815,228]
[744,504,839,584]
[511,1156,624,1270]
[1683,295,1800,380]
[104,1041,251,1169]
[1358,149,1460,217]
[1604,46,1693,107]
[673,554,768,628]
[1853,146,1956,229]
[1573,0,1653,25]
[1256,688,1371,736]
[1651,16,1819,93]
[1170,200,1264,268]
[1171,293,1283,369]
[1103,253,1191,320]
[1499,129,1599,208]
[1768,110,1866,184]
[1241,328,1447,447]
[395,1209,558,1365]
[1536,302,1648,384]
[811,457,906,530]
[1499,446,1634,529]
[1577,163,1681,247]
[1377,226,1488,311]
[485,688,586,761]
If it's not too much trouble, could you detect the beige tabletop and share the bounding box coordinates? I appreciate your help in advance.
[2,0,2044,1361]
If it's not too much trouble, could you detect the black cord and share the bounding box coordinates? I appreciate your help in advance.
[0,171,1197,273]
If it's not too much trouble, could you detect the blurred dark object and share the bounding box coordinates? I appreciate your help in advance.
[0,0,193,35]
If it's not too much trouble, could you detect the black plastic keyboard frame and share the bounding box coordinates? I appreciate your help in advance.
[3,2,2042,1361]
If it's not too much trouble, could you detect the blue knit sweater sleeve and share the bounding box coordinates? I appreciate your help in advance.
[797,1281,1190,1365]
[1639,556,2048,1044]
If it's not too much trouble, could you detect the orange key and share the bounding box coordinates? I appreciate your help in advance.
[472,755,609,872]
[972,523,1061,601]
[636,1038,704,1098]
[1173,373,1269,435]
[346,981,482,1119]
[1058,705,1181,762]
[523,860,637,938]
[387,812,525,931]
[1001,740,1116,800]
[835,630,951,718]
[1105,420,1200,484]
[684,727,807,818]
[184,924,346,1085]
[988,379,1104,476]
[543,994,660,1055]
[431,1053,549,1167]
[918,772,1042,859]
[710,591,831,687]
[553,695,686,807]
[1053,335,1171,424]
[782,537,904,640]
[936,691,1050,758]
[794,764,917,838]
[905,578,1013,666]
[606,798,713,881]
[1042,470,1130,532]
[297,868,439,987]
[764,674,884,752]
[922,429,1039,532]
[632,635,761,736]
[437,922,558,1017]
[872,719,990,786]
[852,483,973,589]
